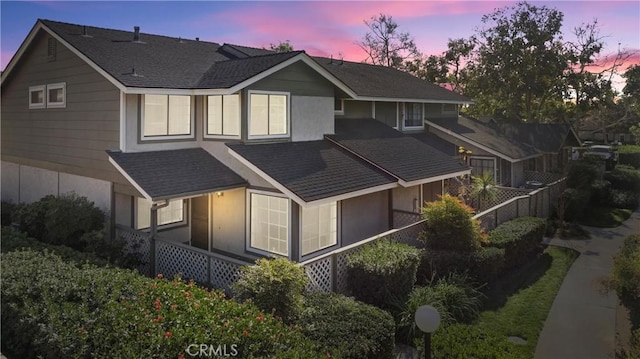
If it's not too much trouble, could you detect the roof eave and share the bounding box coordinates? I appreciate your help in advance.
[354,96,473,105]
[399,169,471,187]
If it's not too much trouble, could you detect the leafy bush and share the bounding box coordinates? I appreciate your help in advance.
[301,291,395,359]
[421,194,486,252]
[1,201,16,226]
[605,166,640,193]
[609,189,640,210]
[612,235,640,305]
[398,273,484,342]
[470,247,505,283]
[561,188,590,221]
[618,145,640,169]
[1,226,108,266]
[418,249,470,283]
[1,250,320,358]
[80,229,143,269]
[11,193,105,249]
[590,179,612,206]
[233,257,308,323]
[487,217,546,268]
[566,158,602,190]
[346,239,421,309]
[417,324,517,359]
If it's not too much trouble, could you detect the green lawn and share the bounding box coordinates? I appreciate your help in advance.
[426,246,579,358]
[580,207,632,228]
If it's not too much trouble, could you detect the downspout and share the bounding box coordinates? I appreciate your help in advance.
[149,200,170,277]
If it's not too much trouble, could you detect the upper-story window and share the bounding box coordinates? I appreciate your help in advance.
[248,91,289,139]
[47,82,66,108]
[206,94,240,138]
[142,94,192,139]
[404,102,423,129]
[442,103,458,115]
[29,85,46,109]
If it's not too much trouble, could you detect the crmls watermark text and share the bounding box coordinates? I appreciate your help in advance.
[186,344,239,357]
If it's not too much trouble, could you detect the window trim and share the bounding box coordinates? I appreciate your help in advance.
[29,85,46,109]
[140,94,195,141]
[403,102,424,130]
[247,90,290,140]
[246,189,291,258]
[46,82,66,108]
[442,103,459,115]
[334,98,344,115]
[134,198,188,231]
[299,201,338,257]
[204,94,242,140]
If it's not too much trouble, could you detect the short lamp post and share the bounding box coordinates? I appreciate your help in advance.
[415,305,441,359]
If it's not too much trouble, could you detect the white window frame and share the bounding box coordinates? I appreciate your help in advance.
[135,198,188,231]
[299,202,338,257]
[204,94,241,140]
[246,189,291,258]
[29,85,46,109]
[247,90,290,140]
[334,98,344,115]
[46,82,66,108]
[442,103,458,115]
[403,102,424,130]
[140,94,195,141]
[468,156,497,179]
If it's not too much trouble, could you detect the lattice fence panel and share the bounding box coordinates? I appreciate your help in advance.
[517,197,530,217]
[304,257,333,293]
[210,257,242,293]
[392,211,423,229]
[335,246,363,295]
[476,211,497,231]
[157,241,208,283]
[524,171,564,184]
[389,221,426,248]
[117,227,151,275]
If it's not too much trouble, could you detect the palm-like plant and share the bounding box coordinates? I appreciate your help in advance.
[471,172,498,211]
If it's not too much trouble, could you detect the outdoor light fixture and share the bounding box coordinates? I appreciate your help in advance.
[415,305,441,359]
[215,192,224,198]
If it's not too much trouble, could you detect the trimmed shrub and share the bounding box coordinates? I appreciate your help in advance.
[605,166,640,193]
[612,235,640,305]
[398,273,483,343]
[618,145,640,169]
[566,158,602,190]
[561,188,590,221]
[301,291,395,359]
[11,193,105,249]
[469,247,506,283]
[487,217,546,268]
[1,201,16,226]
[233,257,308,323]
[1,250,320,358]
[418,249,470,283]
[1,226,108,266]
[421,194,486,252]
[419,324,517,359]
[346,239,421,309]
[590,179,612,206]
[609,189,640,210]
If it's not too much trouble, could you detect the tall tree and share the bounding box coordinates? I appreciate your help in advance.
[268,41,294,53]
[466,1,568,122]
[359,14,421,69]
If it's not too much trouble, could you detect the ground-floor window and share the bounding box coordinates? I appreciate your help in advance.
[249,192,289,256]
[469,157,496,179]
[136,198,186,230]
[301,202,337,256]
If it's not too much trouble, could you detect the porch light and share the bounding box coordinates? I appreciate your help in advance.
[216,192,224,198]
[415,305,441,359]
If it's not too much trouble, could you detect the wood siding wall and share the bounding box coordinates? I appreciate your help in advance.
[1,30,123,184]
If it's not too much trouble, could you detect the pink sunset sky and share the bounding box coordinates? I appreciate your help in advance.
[1,1,639,88]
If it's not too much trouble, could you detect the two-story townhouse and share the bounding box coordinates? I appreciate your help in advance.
[1,19,471,267]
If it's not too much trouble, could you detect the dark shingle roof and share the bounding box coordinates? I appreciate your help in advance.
[227,141,396,203]
[328,119,470,184]
[498,123,579,153]
[427,116,540,161]
[409,132,459,157]
[313,56,472,103]
[107,148,246,200]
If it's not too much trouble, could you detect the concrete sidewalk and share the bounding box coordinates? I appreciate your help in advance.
[535,210,640,359]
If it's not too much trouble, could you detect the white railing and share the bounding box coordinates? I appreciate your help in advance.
[299,220,426,293]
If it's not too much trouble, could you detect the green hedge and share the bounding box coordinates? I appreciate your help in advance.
[618,145,640,169]
[487,217,546,268]
[613,234,640,305]
[11,193,105,250]
[605,166,640,193]
[301,291,396,359]
[470,247,506,283]
[346,239,421,309]
[417,324,517,359]
[1,250,320,358]
[419,247,505,285]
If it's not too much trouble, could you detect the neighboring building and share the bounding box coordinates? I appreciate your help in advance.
[1,19,471,263]
[425,116,580,187]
